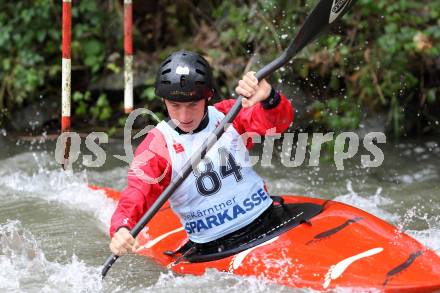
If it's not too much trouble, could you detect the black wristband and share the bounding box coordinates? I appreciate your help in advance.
[261,87,281,109]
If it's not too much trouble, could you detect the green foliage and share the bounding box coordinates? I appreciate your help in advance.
[91,94,112,121]
[73,91,112,122]
[142,87,156,101]
[82,40,105,74]
[0,2,55,112]
[72,90,91,117]
[324,0,440,136]
[310,97,361,131]
[1,0,439,136]
[0,1,121,121]
[206,0,440,136]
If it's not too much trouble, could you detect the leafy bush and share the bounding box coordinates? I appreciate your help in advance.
[1,0,439,136]
[207,0,440,136]
[0,1,121,125]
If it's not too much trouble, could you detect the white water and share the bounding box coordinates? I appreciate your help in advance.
[0,220,103,292]
[0,137,439,292]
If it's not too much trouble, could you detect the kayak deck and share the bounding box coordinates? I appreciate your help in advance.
[98,187,440,292]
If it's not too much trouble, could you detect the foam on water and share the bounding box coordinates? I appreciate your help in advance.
[332,181,399,223]
[1,145,439,291]
[145,270,380,293]
[144,270,302,293]
[407,228,440,254]
[0,220,104,292]
[399,206,440,253]
[332,181,440,255]
[0,151,299,292]
[0,152,116,230]
[0,218,298,292]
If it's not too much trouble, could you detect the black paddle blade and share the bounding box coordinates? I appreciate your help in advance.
[101,254,118,279]
[257,0,356,80]
[288,0,355,56]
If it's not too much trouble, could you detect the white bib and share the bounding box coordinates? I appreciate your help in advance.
[156,106,272,243]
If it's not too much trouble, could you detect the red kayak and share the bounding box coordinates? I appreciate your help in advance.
[97,187,440,292]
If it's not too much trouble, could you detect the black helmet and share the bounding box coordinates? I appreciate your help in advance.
[155,50,214,102]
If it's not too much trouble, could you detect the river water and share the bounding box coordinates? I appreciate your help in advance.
[0,131,439,292]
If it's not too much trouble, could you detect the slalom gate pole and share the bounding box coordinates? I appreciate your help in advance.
[61,0,72,169]
[124,0,134,113]
[60,1,136,168]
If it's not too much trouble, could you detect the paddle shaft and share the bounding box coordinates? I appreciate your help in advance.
[102,0,355,278]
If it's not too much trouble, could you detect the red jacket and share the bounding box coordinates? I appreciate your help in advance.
[110,94,294,237]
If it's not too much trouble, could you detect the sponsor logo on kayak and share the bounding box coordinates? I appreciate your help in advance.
[54,107,387,179]
[323,247,384,289]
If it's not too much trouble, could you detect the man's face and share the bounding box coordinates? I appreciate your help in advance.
[164,99,207,132]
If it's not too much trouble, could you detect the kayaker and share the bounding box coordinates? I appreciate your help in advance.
[109,50,294,256]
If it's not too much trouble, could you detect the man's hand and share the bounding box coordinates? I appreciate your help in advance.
[109,227,141,255]
[235,71,272,108]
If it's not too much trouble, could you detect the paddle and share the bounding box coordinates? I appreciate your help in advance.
[101,0,355,278]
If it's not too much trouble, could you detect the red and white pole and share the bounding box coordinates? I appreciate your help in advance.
[62,0,71,132]
[124,0,133,113]
[62,0,72,168]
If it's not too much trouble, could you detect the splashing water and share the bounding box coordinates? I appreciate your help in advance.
[333,181,399,223]
[145,270,301,293]
[0,152,116,230]
[0,220,103,292]
[0,137,439,292]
